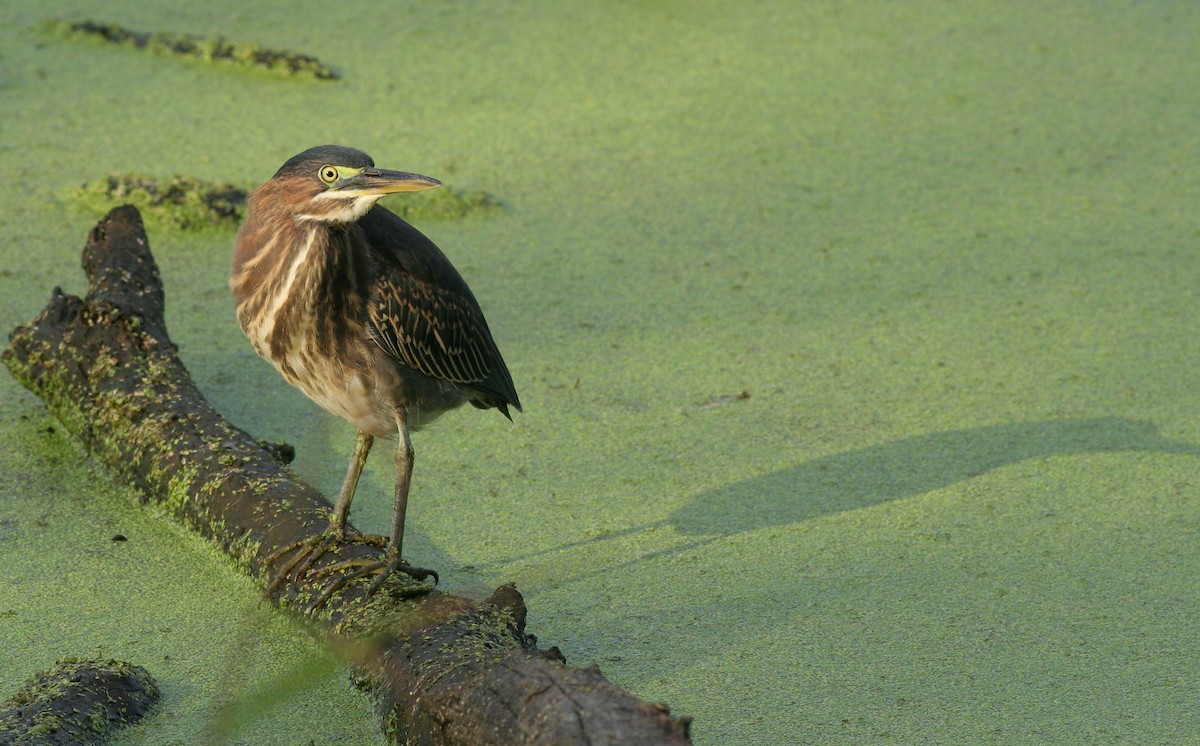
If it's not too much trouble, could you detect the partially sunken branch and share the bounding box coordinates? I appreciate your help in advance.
[46,20,338,80]
[0,658,159,745]
[65,173,501,232]
[3,206,692,745]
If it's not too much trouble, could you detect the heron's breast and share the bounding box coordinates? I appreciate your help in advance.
[231,219,466,435]
[249,305,400,437]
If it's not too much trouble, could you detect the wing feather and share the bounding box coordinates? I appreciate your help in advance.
[359,205,521,412]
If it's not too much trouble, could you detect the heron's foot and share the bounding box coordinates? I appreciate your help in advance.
[308,553,438,611]
[262,528,387,601]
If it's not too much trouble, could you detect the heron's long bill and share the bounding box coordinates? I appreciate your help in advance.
[343,169,443,196]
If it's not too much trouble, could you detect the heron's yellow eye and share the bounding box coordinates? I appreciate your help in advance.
[318,166,339,184]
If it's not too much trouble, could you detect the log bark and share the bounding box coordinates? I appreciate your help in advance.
[3,206,693,745]
[0,658,159,745]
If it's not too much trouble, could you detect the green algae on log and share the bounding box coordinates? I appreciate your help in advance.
[47,20,337,80]
[0,658,159,745]
[69,175,500,232]
[70,174,248,231]
[2,206,692,746]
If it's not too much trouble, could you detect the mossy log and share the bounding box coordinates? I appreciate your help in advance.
[2,206,693,745]
[47,20,338,80]
[0,658,158,745]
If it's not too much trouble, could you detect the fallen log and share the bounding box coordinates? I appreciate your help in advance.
[0,658,159,745]
[3,205,692,745]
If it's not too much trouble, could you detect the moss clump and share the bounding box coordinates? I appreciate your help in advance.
[0,658,159,744]
[68,175,500,231]
[68,174,248,231]
[45,19,338,80]
[381,186,503,222]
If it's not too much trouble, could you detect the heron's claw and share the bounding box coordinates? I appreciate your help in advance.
[262,529,387,602]
[309,555,438,611]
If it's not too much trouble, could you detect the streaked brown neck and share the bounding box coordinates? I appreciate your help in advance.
[230,182,370,367]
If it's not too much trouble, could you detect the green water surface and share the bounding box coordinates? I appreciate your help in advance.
[2,1,1199,743]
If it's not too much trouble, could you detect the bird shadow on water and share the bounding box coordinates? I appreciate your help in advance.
[670,416,1200,536]
[488,417,1200,577]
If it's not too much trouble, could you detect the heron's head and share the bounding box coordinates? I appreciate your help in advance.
[265,144,442,224]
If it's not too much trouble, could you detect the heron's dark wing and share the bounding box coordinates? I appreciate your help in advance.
[359,206,521,413]
[369,272,496,384]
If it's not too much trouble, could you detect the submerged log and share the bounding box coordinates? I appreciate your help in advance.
[3,205,692,745]
[0,658,159,745]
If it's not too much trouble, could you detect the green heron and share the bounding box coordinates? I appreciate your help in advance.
[231,145,520,603]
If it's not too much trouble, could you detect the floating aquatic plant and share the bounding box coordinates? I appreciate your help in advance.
[69,174,502,231]
[69,174,249,231]
[46,19,339,80]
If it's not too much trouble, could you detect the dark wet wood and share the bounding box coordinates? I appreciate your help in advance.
[2,206,692,746]
[0,658,159,745]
